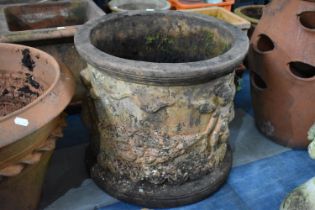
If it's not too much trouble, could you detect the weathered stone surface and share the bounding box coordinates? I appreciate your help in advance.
[84,66,235,185]
[75,11,249,207]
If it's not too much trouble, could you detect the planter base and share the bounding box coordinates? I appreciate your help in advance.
[91,146,232,208]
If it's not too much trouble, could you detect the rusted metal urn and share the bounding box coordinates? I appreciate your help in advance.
[248,0,315,148]
[0,43,75,210]
[75,11,248,207]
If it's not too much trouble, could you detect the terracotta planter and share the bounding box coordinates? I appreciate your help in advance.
[248,0,315,148]
[75,11,248,207]
[108,0,171,12]
[0,0,104,105]
[234,5,264,38]
[0,43,74,210]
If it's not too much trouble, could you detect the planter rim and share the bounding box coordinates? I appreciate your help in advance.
[108,0,171,12]
[0,43,75,148]
[234,5,264,25]
[74,11,249,85]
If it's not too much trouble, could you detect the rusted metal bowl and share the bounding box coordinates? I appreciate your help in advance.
[75,11,248,207]
[0,43,75,210]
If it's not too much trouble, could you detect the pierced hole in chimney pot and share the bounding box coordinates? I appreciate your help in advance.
[256,34,274,52]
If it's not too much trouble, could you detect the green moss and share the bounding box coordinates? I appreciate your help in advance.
[142,29,231,62]
[145,35,156,45]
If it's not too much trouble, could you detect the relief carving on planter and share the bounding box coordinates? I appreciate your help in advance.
[75,11,248,207]
[85,67,235,185]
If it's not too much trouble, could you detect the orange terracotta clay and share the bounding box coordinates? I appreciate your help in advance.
[248,0,315,148]
[0,43,75,210]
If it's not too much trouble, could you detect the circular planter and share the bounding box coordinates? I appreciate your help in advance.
[248,0,315,148]
[234,5,264,38]
[108,0,170,12]
[280,124,315,210]
[75,11,248,207]
[0,43,75,210]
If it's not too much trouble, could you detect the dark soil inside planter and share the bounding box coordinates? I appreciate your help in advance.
[91,14,232,63]
[241,7,263,20]
[0,70,43,117]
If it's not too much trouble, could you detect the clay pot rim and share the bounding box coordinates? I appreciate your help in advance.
[0,43,75,148]
[234,5,264,25]
[75,11,249,85]
[108,0,171,13]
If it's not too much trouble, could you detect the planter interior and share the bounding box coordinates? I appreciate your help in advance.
[91,14,232,63]
[75,11,248,208]
[0,50,58,118]
[4,2,88,31]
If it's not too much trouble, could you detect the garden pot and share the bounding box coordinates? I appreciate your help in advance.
[0,43,75,210]
[181,6,251,36]
[168,0,235,11]
[0,0,104,107]
[234,5,264,38]
[248,0,315,148]
[280,124,315,210]
[75,11,248,207]
[108,0,170,12]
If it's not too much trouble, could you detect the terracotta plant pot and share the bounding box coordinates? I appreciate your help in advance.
[0,0,104,106]
[108,0,171,12]
[234,5,264,38]
[248,0,315,148]
[75,11,248,207]
[0,43,75,210]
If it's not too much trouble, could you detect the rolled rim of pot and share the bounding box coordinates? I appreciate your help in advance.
[108,0,171,12]
[0,43,75,148]
[74,11,249,85]
[234,5,264,25]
